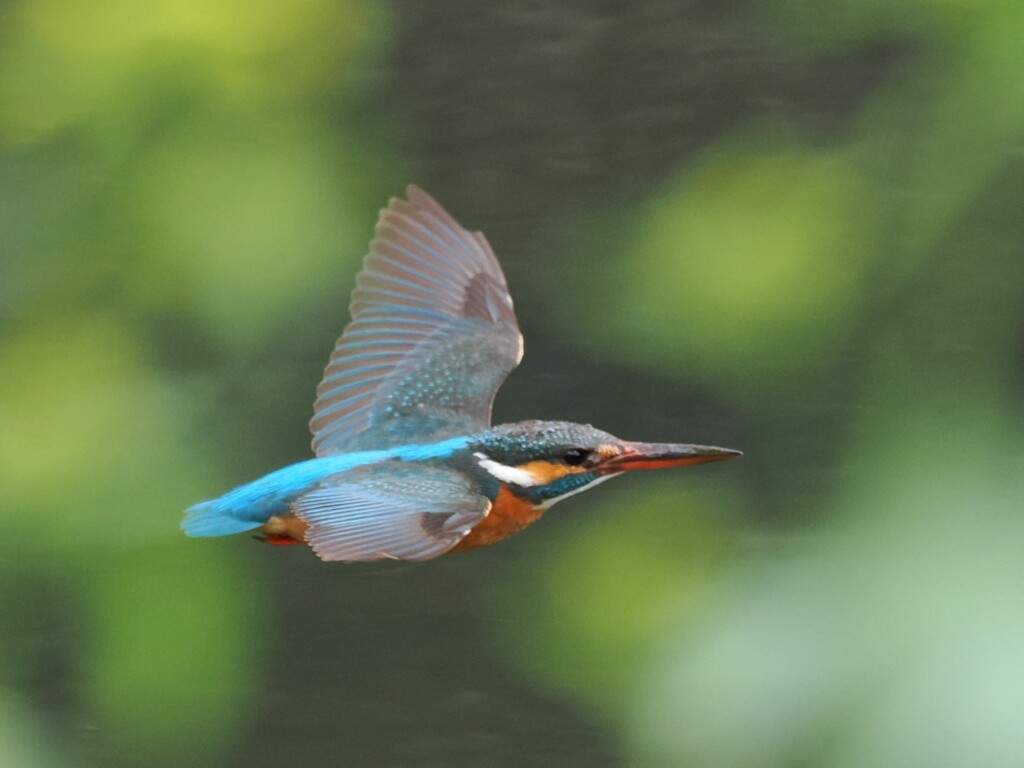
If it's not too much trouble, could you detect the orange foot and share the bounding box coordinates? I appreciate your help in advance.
[253,533,305,547]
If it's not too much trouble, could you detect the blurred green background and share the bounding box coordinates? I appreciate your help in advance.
[2,1,1024,766]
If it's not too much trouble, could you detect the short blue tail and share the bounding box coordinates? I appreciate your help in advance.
[180,455,361,538]
[181,499,265,537]
[180,449,453,539]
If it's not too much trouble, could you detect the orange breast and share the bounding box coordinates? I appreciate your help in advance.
[449,486,546,553]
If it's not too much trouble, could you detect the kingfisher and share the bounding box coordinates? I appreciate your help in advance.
[182,186,740,562]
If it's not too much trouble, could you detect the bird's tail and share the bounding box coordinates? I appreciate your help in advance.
[182,457,330,538]
[181,498,265,537]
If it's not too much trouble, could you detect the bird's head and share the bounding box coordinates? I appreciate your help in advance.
[469,420,740,507]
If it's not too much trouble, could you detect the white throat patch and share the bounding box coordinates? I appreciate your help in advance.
[473,452,539,487]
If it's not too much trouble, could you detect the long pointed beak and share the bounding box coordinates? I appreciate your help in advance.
[600,442,742,473]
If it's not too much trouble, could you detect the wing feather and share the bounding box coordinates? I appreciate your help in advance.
[293,465,491,562]
[310,186,522,454]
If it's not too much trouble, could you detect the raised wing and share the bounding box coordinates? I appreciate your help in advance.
[293,464,491,562]
[310,186,523,455]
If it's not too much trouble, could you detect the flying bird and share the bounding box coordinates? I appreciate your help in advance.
[182,186,740,561]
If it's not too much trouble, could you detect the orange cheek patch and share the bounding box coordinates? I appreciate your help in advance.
[516,460,585,484]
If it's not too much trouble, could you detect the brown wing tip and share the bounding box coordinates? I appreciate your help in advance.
[376,184,445,231]
[405,184,446,215]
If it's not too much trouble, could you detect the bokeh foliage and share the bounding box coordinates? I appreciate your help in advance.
[2,0,1023,766]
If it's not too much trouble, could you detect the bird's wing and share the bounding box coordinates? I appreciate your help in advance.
[310,185,523,455]
[292,463,491,562]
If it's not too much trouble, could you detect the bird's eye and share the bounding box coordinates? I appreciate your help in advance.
[563,448,592,466]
